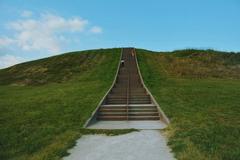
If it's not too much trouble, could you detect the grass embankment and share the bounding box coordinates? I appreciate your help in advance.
[137,49,240,160]
[0,48,136,160]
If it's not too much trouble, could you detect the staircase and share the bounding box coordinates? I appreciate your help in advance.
[97,48,160,121]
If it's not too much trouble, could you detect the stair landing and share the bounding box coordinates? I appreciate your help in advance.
[88,120,167,129]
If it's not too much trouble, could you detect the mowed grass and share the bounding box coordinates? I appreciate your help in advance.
[137,49,240,160]
[0,49,125,160]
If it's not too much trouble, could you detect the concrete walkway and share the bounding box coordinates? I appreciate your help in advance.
[88,120,167,129]
[63,130,175,160]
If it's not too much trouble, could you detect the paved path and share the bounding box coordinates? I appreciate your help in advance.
[63,130,175,160]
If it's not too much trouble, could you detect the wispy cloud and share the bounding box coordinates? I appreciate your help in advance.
[5,13,89,53]
[21,10,33,18]
[0,54,24,69]
[0,11,103,68]
[0,37,15,47]
[0,11,102,54]
[90,26,102,34]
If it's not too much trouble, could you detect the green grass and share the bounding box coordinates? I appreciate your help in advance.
[0,48,136,160]
[1,47,240,160]
[79,128,138,136]
[137,49,240,160]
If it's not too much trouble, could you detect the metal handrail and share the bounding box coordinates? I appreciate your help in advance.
[126,51,130,120]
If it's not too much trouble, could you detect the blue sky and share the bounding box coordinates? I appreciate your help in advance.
[0,0,239,68]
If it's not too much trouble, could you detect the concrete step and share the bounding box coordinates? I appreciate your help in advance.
[130,97,151,100]
[97,116,127,121]
[128,109,158,112]
[100,105,127,109]
[128,116,160,120]
[98,112,127,116]
[106,101,151,105]
[99,106,158,113]
[107,97,128,100]
[129,90,146,93]
[99,109,127,112]
[106,97,150,100]
[100,106,126,109]
[112,88,145,91]
[97,116,160,121]
[101,104,156,107]
[128,112,159,116]
[106,101,127,104]
[128,105,156,108]
[129,101,151,104]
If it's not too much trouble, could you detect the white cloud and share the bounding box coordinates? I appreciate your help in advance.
[0,54,25,69]
[39,14,88,32]
[0,37,15,47]
[7,13,89,53]
[90,26,102,34]
[1,12,101,54]
[21,10,33,18]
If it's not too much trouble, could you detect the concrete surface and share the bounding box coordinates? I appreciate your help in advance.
[63,130,175,160]
[87,120,167,129]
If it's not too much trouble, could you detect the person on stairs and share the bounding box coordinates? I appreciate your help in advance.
[121,59,125,67]
[131,50,135,57]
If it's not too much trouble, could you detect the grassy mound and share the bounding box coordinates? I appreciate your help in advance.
[1,47,239,160]
[0,48,121,160]
[0,49,120,85]
[137,49,240,160]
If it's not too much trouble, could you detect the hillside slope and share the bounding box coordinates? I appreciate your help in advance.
[1,48,240,160]
[137,49,240,160]
[0,48,121,160]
